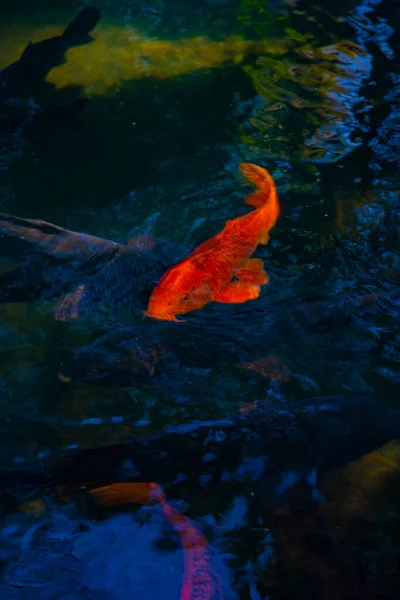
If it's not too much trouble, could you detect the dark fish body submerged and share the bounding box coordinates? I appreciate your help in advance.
[58,289,400,387]
[2,396,400,513]
[0,8,100,103]
[0,212,168,309]
[57,322,243,385]
[0,212,127,263]
[55,250,168,324]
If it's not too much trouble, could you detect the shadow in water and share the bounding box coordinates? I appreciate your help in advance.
[2,61,257,219]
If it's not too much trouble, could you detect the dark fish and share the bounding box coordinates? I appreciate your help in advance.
[58,289,400,387]
[0,212,129,264]
[57,326,179,385]
[0,262,73,303]
[0,7,100,103]
[54,249,169,323]
[0,212,168,307]
[57,322,238,385]
[2,395,400,513]
[280,289,400,341]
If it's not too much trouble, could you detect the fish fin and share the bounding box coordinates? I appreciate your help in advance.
[55,285,86,321]
[238,400,260,414]
[235,258,269,285]
[89,482,158,507]
[240,162,274,194]
[240,163,278,217]
[143,310,186,323]
[243,191,269,208]
[259,231,270,245]
[127,234,155,251]
[213,281,260,304]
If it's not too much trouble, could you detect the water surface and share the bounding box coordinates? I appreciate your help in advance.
[0,1,399,598]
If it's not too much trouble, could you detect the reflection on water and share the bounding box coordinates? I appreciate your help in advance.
[0,24,290,93]
[0,0,399,598]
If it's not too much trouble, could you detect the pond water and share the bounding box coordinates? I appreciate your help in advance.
[0,0,399,598]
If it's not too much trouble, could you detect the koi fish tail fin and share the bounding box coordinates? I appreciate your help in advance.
[240,162,276,207]
[89,482,159,507]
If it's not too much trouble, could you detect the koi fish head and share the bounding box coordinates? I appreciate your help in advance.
[145,261,213,321]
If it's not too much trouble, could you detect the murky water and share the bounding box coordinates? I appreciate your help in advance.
[0,0,399,598]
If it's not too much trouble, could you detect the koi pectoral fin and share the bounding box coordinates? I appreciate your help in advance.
[235,258,269,285]
[244,190,268,207]
[55,284,86,321]
[259,231,270,245]
[213,281,260,304]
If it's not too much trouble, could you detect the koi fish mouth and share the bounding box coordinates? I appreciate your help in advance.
[142,310,186,323]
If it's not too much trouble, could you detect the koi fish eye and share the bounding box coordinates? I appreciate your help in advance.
[182,295,190,302]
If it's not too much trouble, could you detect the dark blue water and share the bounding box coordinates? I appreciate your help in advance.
[0,1,399,598]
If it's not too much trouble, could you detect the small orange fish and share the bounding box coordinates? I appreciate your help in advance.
[90,482,222,600]
[144,162,279,321]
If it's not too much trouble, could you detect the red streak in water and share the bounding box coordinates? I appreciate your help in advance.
[90,482,223,600]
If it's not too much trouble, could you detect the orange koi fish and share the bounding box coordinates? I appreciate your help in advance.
[144,162,279,321]
[90,482,222,600]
